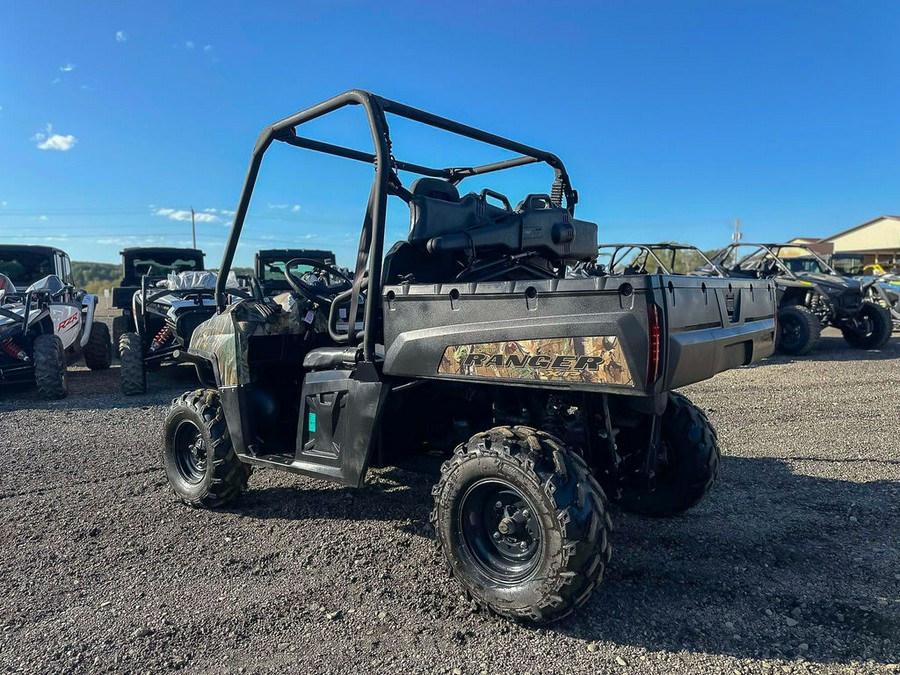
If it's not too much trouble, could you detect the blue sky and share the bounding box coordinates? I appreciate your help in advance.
[1,1,898,267]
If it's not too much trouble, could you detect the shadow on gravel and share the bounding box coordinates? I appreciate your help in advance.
[218,455,900,666]
[224,468,434,536]
[555,455,900,666]
[745,334,899,368]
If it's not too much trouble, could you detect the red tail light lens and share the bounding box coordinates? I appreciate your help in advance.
[647,303,662,385]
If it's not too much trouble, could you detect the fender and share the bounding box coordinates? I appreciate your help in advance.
[80,294,98,348]
[50,304,82,350]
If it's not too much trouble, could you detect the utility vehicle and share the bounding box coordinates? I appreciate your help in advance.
[119,269,248,395]
[255,249,337,296]
[161,91,777,623]
[708,243,892,355]
[0,245,112,398]
[111,247,206,344]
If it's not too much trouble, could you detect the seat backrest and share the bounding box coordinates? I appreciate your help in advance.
[410,177,460,203]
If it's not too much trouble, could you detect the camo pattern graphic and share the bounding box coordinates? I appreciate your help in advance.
[439,336,633,386]
[188,298,309,387]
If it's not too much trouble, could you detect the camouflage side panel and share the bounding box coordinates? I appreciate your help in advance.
[189,311,239,387]
[438,336,633,386]
[190,299,311,387]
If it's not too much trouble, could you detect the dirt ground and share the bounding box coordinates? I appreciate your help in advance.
[0,327,897,674]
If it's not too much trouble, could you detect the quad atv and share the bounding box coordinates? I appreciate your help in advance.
[161,91,777,623]
[111,247,206,345]
[118,270,250,395]
[708,243,892,355]
[254,248,338,296]
[0,245,112,398]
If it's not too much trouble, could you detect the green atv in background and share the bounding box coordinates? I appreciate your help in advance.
[160,90,776,623]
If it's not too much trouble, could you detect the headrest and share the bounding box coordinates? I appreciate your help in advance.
[410,178,459,203]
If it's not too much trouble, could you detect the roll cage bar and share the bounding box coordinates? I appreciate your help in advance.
[598,243,724,276]
[711,243,839,280]
[216,89,578,362]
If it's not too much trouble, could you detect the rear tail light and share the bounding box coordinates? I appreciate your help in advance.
[647,303,662,386]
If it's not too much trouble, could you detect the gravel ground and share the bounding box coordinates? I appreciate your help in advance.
[0,326,897,674]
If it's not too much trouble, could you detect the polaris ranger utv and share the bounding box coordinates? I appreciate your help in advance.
[162,91,776,624]
[255,248,337,296]
[111,247,205,344]
[0,245,112,398]
[708,243,892,355]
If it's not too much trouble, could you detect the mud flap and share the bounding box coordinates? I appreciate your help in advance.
[295,365,387,487]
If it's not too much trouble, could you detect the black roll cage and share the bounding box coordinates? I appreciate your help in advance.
[598,243,724,277]
[712,243,840,281]
[216,89,578,362]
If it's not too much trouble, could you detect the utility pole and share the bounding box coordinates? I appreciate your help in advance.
[191,207,197,249]
[732,218,742,244]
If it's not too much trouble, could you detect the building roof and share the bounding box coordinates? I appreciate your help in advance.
[819,215,900,243]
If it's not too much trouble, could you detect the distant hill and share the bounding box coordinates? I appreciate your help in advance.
[72,261,119,295]
[72,261,254,296]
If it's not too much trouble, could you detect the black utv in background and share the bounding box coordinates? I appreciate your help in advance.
[254,249,337,296]
[708,243,892,355]
[111,248,205,344]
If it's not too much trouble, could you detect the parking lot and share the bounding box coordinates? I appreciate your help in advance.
[0,328,897,674]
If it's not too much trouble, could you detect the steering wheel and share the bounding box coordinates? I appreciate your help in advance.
[283,257,353,306]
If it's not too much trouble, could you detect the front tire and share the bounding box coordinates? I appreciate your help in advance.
[776,305,822,355]
[112,315,130,348]
[162,389,251,507]
[83,321,113,370]
[431,426,613,624]
[841,302,892,349]
[615,392,720,517]
[33,334,67,399]
[119,332,146,395]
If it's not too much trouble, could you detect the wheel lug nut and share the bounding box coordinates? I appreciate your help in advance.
[493,532,500,540]
[495,501,503,509]
[522,510,530,518]
[519,541,527,550]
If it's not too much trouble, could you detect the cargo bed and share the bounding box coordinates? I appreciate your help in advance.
[382,274,776,395]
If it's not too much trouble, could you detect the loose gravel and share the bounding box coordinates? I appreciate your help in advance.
[0,328,897,674]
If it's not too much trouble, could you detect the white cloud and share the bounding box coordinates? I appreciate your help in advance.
[185,41,195,50]
[267,203,301,211]
[292,205,301,213]
[39,215,48,221]
[154,207,218,223]
[116,30,127,42]
[51,77,61,85]
[32,124,78,151]
[202,207,218,213]
[1,201,7,207]
[60,63,76,72]
[203,45,213,53]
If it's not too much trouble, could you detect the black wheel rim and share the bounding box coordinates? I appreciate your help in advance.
[173,419,207,484]
[780,315,803,349]
[458,479,542,584]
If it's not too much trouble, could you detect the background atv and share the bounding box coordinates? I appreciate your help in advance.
[0,245,112,398]
[161,90,776,624]
[594,243,723,276]
[254,248,337,296]
[708,243,892,355]
[111,247,205,345]
[118,270,250,395]
[856,265,900,332]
